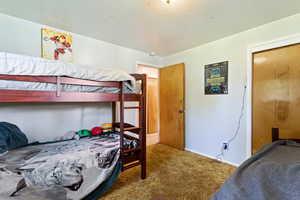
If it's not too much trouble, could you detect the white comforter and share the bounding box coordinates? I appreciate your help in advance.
[0,52,136,91]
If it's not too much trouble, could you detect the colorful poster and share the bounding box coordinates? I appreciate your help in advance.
[205,61,228,95]
[42,28,73,62]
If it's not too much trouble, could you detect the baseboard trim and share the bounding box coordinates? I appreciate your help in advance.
[185,148,240,167]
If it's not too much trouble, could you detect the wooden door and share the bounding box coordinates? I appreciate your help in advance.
[160,63,185,150]
[147,77,159,134]
[252,44,300,153]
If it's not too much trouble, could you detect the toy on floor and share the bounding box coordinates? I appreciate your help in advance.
[101,123,113,133]
[76,129,91,137]
[91,127,103,136]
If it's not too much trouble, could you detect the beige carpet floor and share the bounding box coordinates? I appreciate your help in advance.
[101,144,236,200]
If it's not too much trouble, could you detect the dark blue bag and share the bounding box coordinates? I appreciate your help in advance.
[0,122,28,153]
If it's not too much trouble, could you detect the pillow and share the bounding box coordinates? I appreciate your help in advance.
[0,122,28,153]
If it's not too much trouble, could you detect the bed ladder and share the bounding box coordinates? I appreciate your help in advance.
[112,77,147,179]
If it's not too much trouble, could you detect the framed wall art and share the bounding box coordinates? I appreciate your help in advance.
[204,61,228,95]
[42,28,73,62]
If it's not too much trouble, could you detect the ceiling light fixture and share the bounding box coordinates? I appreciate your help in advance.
[161,0,171,5]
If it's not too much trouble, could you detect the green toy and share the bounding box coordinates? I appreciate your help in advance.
[76,129,91,137]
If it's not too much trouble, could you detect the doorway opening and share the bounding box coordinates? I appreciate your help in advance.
[137,64,160,146]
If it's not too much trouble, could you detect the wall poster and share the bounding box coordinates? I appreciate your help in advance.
[42,28,73,62]
[205,61,228,95]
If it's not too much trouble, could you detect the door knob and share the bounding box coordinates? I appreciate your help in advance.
[179,110,185,113]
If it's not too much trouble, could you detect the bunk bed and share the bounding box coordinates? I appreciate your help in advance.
[0,52,147,200]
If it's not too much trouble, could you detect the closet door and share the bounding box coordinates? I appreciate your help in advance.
[252,44,300,153]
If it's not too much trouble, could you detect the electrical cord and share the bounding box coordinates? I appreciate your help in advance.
[216,85,247,161]
[216,144,225,161]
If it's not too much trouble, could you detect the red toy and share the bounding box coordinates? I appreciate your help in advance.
[91,127,103,136]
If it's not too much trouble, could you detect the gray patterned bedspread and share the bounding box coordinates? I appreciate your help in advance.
[211,140,300,200]
[0,133,138,200]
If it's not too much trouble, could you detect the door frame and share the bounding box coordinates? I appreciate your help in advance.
[135,61,161,69]
[246,33,300,158]
[136,62,161,135]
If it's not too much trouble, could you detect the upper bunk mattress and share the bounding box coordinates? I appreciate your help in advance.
[0,52,136,93]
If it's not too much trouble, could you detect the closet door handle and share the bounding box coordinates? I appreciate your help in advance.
[179,110,185,114]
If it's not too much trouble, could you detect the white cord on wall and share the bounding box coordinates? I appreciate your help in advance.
[216,85,247,161]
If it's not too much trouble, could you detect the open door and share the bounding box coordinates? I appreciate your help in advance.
[159,63,185,150]
[147,77,159,134]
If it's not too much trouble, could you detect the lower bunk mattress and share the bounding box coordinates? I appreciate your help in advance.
[0,133,138,200]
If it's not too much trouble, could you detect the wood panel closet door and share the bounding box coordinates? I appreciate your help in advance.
[252,44,300,153]
[160,63,185,150]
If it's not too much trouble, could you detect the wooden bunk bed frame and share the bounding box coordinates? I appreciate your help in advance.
[0,73,147,179]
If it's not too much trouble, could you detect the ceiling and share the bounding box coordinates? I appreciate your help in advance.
[1,0,300,56]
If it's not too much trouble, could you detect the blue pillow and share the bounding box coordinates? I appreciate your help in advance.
[0,122,28,153]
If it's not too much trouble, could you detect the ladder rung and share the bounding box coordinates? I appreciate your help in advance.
[124,133,139,140]
[123,147,141,153]
[114,122,135,128]
[124,106,140,109]
[124,127,140,131]
[122,161,141,171]
[114,123,141,133]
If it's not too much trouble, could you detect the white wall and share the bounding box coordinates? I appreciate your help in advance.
[0,13,161,142]
[163,13,300,165]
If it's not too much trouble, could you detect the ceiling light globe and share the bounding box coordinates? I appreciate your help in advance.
[161,0,171,5]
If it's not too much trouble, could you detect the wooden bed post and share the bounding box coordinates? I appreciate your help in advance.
[112,102,116,132]
[140,75,147,179]
[272,128,279,142]
[119,82,125,167]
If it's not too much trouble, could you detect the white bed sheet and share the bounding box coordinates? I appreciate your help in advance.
[0,52,136,93]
